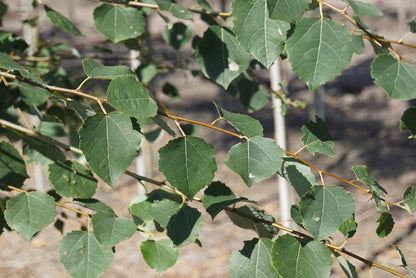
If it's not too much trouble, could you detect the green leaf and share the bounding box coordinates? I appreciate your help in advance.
[79,112,142,187]
[403,186,416,213]
[345,0,383,16]
[202,182,247,219]
[371,54,416,100]
[232,0,290,68]
[225,137,284,187]
[408,18,416,33]
[0,141,28,187]
[352,34,365,54]
[392,245,416,278]
[65,98,96,120]
[214,102,263,138]
[230,238,279,278]
[22,136,66,164]
[301,116,334,157]
[162,22,192,50]
[400,107,416,138]
[44,5,82,36]
[5,192,56,240]
[376,212,394,238]
[18,82,50,106]
[271,234,333,278]
[157,0,193,20]
[82,58,135,79]
[299,186,355,240]
[226,206,279,239]
[74,198,115,215]
[196,25,251,89]
[352,165,387,212]
[0,52,42,83]
[286,18,353,91]
[37,115,66,138]
[280,157,316,197]
[151,115,176,137]
[141,239,178,274]
[162,82,181,102]
[93,4,145,43]
[107,76,158,119]
[48,160,97,198]
[59,231,114,278]
[228,76,270,113]
[267,0,312,22]
[290,204,304,226]
[158,136,217,199]
[338,216,357,238]
[334,252,358,278]
[167,206,203,247]
[196,0,214,12]
[0,1,7,26]
[92,212,136,248]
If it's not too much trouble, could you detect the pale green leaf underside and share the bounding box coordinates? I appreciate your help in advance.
[286,17,353,91]
[82,58,135,79]
[299,186,355,240]
[79,112,142,187]
[140,239,179,274]
[59,231,114,278]
[5,192,56,240]
[371,54,416,100]
[232,0,290,68]
[158,136,217,199]
[107,76,158,119]
[267,0,312,23]
[93,4,145,43]
[271,234,333,278]
[230,238,279,278]
[196,25,251,89]
[224,137,284,187]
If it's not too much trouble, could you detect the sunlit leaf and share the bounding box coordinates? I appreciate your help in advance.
[141,239,178,274]
[92,212,136,247]
[267,0,312,22]
[376,212,394,238]
[82,58,135,79]
[44,5,82,36]
[301,116,334,157]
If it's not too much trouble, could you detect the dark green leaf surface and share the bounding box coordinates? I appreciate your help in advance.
[66,98,96,120]
[371,54,416,100]
[338,216,357,239]
[157,0,193,20]
[74,198,116,215]
[267,0,311,22]
[167,206,203,247]
[280,157,316,197]
[196,25,251,89]
[232,0,290,68]
[59,231,114,278]
[141,239,178,274]
[408,18,416,33]
[18,82,50,106]
[48,160,97,198]
[0,52,42,83]
[286,18,353,91]
[22,136,66,164]
[403,186,416,213]
[92,212,136,247]
[5,192,56,240]
[224,137,284,187]
[346,0,383,16]
[400,107,416,138]
[79,113,142,187]
[271,234,333,278]
[202,182,247,219]
[93,4,145,43]
[37,115,66,138]
[301,116,334,157]
[82,58,135,79]
[392,245,416,278]
[228,76,269,113]
[215,103,263,138]
[230,238,279,278]
[352,165,387,208]
[0,141,28,187]
[44,5,82,36]
[334,252,358,278]
[107,76,158,119]
[162,22,192,50]
[376,212,394,237]
[226,206,279,239]
[158,136,217,199]
[299,186,355,240]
